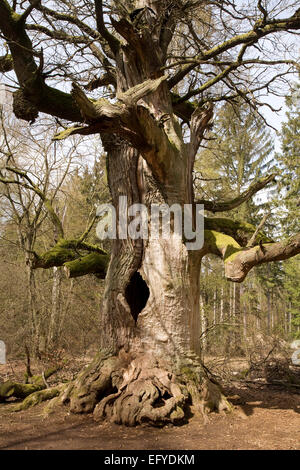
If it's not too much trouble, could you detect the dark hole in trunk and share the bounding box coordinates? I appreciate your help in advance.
[125,271,150,322]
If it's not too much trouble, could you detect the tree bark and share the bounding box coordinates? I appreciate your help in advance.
[47,266,62,349]
[3,0,300,425]
[60,133,220,425]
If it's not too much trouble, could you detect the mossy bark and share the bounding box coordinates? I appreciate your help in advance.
[13,385,64,411]
[0,366,60,402]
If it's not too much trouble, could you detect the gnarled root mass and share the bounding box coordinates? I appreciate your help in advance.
[1,350,232,425]
[54,349,232,426]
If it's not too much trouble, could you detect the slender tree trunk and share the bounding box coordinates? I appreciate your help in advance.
[58,278,74,342]
[289,301,292,334]
[213,288,217,328]
[257,290,262,331]
[26,263,40,358]
[233,283,241,354]
[243,296,247,340]
[47,266,62,349]
[229,283,233,317]
[220,286,224,322]
[200,293,207,356]
[267,289,271,335]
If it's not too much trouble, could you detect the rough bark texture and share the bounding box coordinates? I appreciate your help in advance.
[1,0,300,426]
[55,349,231,426]
[55,133,226,425]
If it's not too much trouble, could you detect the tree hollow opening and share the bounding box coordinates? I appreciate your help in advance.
[125,271,150,322]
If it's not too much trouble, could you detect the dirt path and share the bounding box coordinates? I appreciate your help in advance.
[0,383,299,450]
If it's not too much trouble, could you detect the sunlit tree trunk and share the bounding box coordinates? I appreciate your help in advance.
[47,266,63,349]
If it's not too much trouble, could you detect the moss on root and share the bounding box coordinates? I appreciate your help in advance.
[13,386,64,412]
[0,381,40,401]
[0,366,60,403]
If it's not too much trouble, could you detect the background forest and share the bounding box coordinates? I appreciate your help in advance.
[0,78,299,363]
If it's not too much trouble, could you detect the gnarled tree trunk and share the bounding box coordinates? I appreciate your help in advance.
[2,0,300,427]
[60,131,225,426]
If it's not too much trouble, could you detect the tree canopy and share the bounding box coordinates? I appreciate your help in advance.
[0,0,300,282]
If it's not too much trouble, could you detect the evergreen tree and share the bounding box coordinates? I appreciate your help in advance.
[196,101,275,223]
[276,80,300,236]
[283,256,300,338]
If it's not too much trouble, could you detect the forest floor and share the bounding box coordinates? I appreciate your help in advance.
[0,358,299,450]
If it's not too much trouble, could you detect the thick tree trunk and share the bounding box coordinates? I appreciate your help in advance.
[58,136,231,426]
[19,2,231,423]
[100,134,202,356]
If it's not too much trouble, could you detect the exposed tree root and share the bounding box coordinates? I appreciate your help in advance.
[60,349,123,414]
[93,356,187,426]
[0,366,60,403]
[0,381,43,402]
[13,385,65,412]
[0,351,233,426]
[54,350,233,426]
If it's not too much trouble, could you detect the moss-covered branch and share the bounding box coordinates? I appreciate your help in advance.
[204,229,300,282]
[205,216,272,247]
[198,175,276,213]
[32,241,78,269]
[64,252,109,278]
[32,239,109,278]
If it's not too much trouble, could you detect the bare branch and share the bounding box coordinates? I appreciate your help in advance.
[168,12,300,89]
[225,233,300,282]
[94,0,120,54]
[247,213,271,247]
[197,174,277,212]
[20,0,41,22]
[3,166,64,239]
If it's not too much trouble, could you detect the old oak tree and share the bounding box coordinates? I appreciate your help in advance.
[0,0,300,425]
